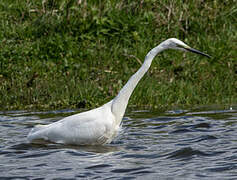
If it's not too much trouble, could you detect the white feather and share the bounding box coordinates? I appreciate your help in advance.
[27,38,209,145]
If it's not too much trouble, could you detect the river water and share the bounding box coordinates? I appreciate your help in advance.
[0,105,237,179]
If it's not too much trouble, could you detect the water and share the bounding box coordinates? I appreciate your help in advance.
[0,105,237,179]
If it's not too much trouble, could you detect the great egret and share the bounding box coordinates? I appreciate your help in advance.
[27,38,210,145]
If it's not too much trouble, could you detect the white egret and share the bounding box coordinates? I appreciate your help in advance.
[27,38,210,145]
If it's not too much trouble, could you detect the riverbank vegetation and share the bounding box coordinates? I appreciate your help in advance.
[0,0,236,110]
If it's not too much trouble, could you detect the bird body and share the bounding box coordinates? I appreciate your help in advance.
[28,100,120,145]
[27,38,210,145]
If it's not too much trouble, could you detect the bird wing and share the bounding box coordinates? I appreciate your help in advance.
[28,103,114,145]
[59,115,109,144]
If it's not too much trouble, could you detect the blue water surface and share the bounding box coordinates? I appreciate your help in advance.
[0,105,237,179]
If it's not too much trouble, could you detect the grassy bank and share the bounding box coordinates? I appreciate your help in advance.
[0,0,236,110]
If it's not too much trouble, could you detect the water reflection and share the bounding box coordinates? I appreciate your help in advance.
[0,105,237,179]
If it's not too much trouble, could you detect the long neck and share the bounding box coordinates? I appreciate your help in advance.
[111,43,166,123]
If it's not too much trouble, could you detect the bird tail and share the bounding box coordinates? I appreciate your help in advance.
[27,124,47,142]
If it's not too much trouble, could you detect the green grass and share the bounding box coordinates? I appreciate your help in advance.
[0,0,236,110]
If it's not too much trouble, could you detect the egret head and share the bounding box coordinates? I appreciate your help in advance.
[162,38,210,58]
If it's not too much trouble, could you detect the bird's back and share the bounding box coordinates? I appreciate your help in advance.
[27,101,119,145]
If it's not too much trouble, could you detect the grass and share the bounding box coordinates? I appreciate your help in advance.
[0,0,236,110]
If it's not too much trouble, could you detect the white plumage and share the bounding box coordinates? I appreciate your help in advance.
[28,100,119,145]
[27,38,210,145]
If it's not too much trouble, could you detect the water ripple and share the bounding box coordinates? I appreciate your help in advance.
[167,147,208,159]
[85,164,112,170]
[111,167,147,173]
[0,105,237,179]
